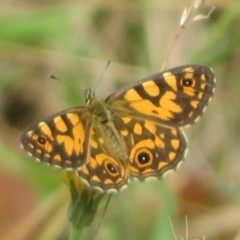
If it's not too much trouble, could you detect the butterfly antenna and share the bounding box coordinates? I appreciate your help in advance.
[94,60,111,94]
[91,194,112,240]
[48,72,88,98]
[161,0,215,71]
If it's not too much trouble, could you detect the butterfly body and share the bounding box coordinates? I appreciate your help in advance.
[21,65,215,193]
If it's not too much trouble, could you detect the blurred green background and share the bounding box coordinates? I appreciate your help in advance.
[0,0,240,239]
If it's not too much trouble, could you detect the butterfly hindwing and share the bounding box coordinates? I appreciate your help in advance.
[78,128,129,193]
[119,117,187,180]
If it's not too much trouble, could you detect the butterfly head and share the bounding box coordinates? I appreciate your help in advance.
[85,88,95,105]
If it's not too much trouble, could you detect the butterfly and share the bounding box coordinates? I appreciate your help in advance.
[21,65,215,193]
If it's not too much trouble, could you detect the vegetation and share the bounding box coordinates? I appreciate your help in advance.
[0,1,239,239]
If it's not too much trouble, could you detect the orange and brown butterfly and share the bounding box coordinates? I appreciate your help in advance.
[21,65,215,193]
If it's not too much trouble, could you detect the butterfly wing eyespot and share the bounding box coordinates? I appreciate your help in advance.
[135,149,153,166]
[21,108,91,169]
[105,161,119,175]
[181,78,194,87]
[78,155,128,193]
[37,136,47,145]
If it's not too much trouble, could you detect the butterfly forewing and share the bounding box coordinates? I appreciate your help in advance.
[21,108,92,169]
[106,65,215,127]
